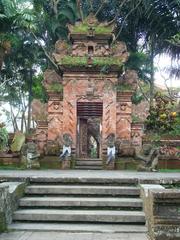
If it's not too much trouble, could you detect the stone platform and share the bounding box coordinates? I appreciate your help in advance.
[0,231,148,240]
[0,169,180,184]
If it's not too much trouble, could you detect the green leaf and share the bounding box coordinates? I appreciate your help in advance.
[59,6,76,23]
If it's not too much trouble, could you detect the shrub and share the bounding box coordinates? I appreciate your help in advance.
[146,92,178,133]
[0,124,8,152]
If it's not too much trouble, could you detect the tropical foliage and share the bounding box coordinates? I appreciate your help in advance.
[0,122,8,152]
[146,92,178,133]
[0,0,179,133]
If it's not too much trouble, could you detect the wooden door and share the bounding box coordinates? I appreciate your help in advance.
[79,118,88,158]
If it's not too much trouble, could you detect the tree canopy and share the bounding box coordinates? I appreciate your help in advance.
[0,0,179,132]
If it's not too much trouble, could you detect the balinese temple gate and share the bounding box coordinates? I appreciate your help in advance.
[36,14,143,169]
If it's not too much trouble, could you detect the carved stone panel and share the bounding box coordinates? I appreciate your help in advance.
[48,114,63,141]
[48,101,63,114]
[116,115,132,140]
[117,102,132,115]
[131,123,144,152]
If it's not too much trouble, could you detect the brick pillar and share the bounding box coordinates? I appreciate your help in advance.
[36,121,48,155]
[102,77,117,168]
[131,123,144,153]
[63,77,77,151]
[47,92,63,141]
[116,91,133,141]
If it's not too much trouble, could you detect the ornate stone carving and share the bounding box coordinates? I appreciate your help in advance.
[72,43,87,57]
[86,12,99,26]
[54,40,70,55]
[116,115,132,140]
[32,99,48,122]
[111,41,129,62]
[21,140,40,169]
[118,70,138,91]
[48,101,63,113]
[36,129,47,142]
[106,133,116,169]
[120,103,128,111]
[43,69,62,90]
[136,147,160,172]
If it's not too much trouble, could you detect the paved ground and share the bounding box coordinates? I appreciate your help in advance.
[0,231,148,240]
[0,169,180,183]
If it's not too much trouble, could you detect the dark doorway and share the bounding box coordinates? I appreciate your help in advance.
[78,117,101,159]
[77,102,103,159]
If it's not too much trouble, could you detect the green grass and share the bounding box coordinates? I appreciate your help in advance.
[159,169,180,172]
[47,83,63,92]
[116,84,132,92]
[60,56,123,68]
[72,24,112,34]
[0,165,25,170]
[61,56,87,66]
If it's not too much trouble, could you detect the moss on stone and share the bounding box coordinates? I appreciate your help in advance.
[47,83,63,93]
[0,212,6,232]
[72,23,112,34]
[115,159,139,170]
[60,56,123,68]
[116,84,132,92]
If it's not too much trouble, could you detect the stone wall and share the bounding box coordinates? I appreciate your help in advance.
[140,184,180,240]
[0,182,26,232]
[0,185,8,232]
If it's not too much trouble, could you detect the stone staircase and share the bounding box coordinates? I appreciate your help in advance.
[9,179,147,233]
[75,158,103,170]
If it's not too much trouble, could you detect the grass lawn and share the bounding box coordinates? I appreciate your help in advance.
[159,169,180,173]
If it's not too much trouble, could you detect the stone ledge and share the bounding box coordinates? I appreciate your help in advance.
[0,182,26,232]
[140,184,180,240]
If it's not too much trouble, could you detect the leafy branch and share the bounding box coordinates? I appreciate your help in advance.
[114,0,142,42]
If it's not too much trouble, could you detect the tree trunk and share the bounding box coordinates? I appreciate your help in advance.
[27,68,33,133]
[149,38,155,109]
[10,105,19,132]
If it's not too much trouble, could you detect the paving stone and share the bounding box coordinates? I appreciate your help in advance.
[0,232,148,240]
[9,223,147,233]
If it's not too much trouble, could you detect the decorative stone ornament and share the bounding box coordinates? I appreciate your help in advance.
[59,133,73,169]
[106,133,116,170]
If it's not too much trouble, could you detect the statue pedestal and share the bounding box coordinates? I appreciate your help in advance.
[61,159,71,170]
[105,160,115,170]
[30,160,40,169]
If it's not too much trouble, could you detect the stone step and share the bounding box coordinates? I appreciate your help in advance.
[76,158,102,161]
[13,209,145,223]
[19,197,142,208]
[9,223,147,233]
[76,160,103,166]
[74,166,103,170]
[25,185,140,196]
[29,177,138,185]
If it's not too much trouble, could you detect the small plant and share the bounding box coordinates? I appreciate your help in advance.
[72,23,112,34]
[60,56,123,68]
[93,57,123,67]
[132,115,141,123]
[47,83,63,93]
[0,123,9,152]
[116,84,132,91]
[61,56,87,66]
